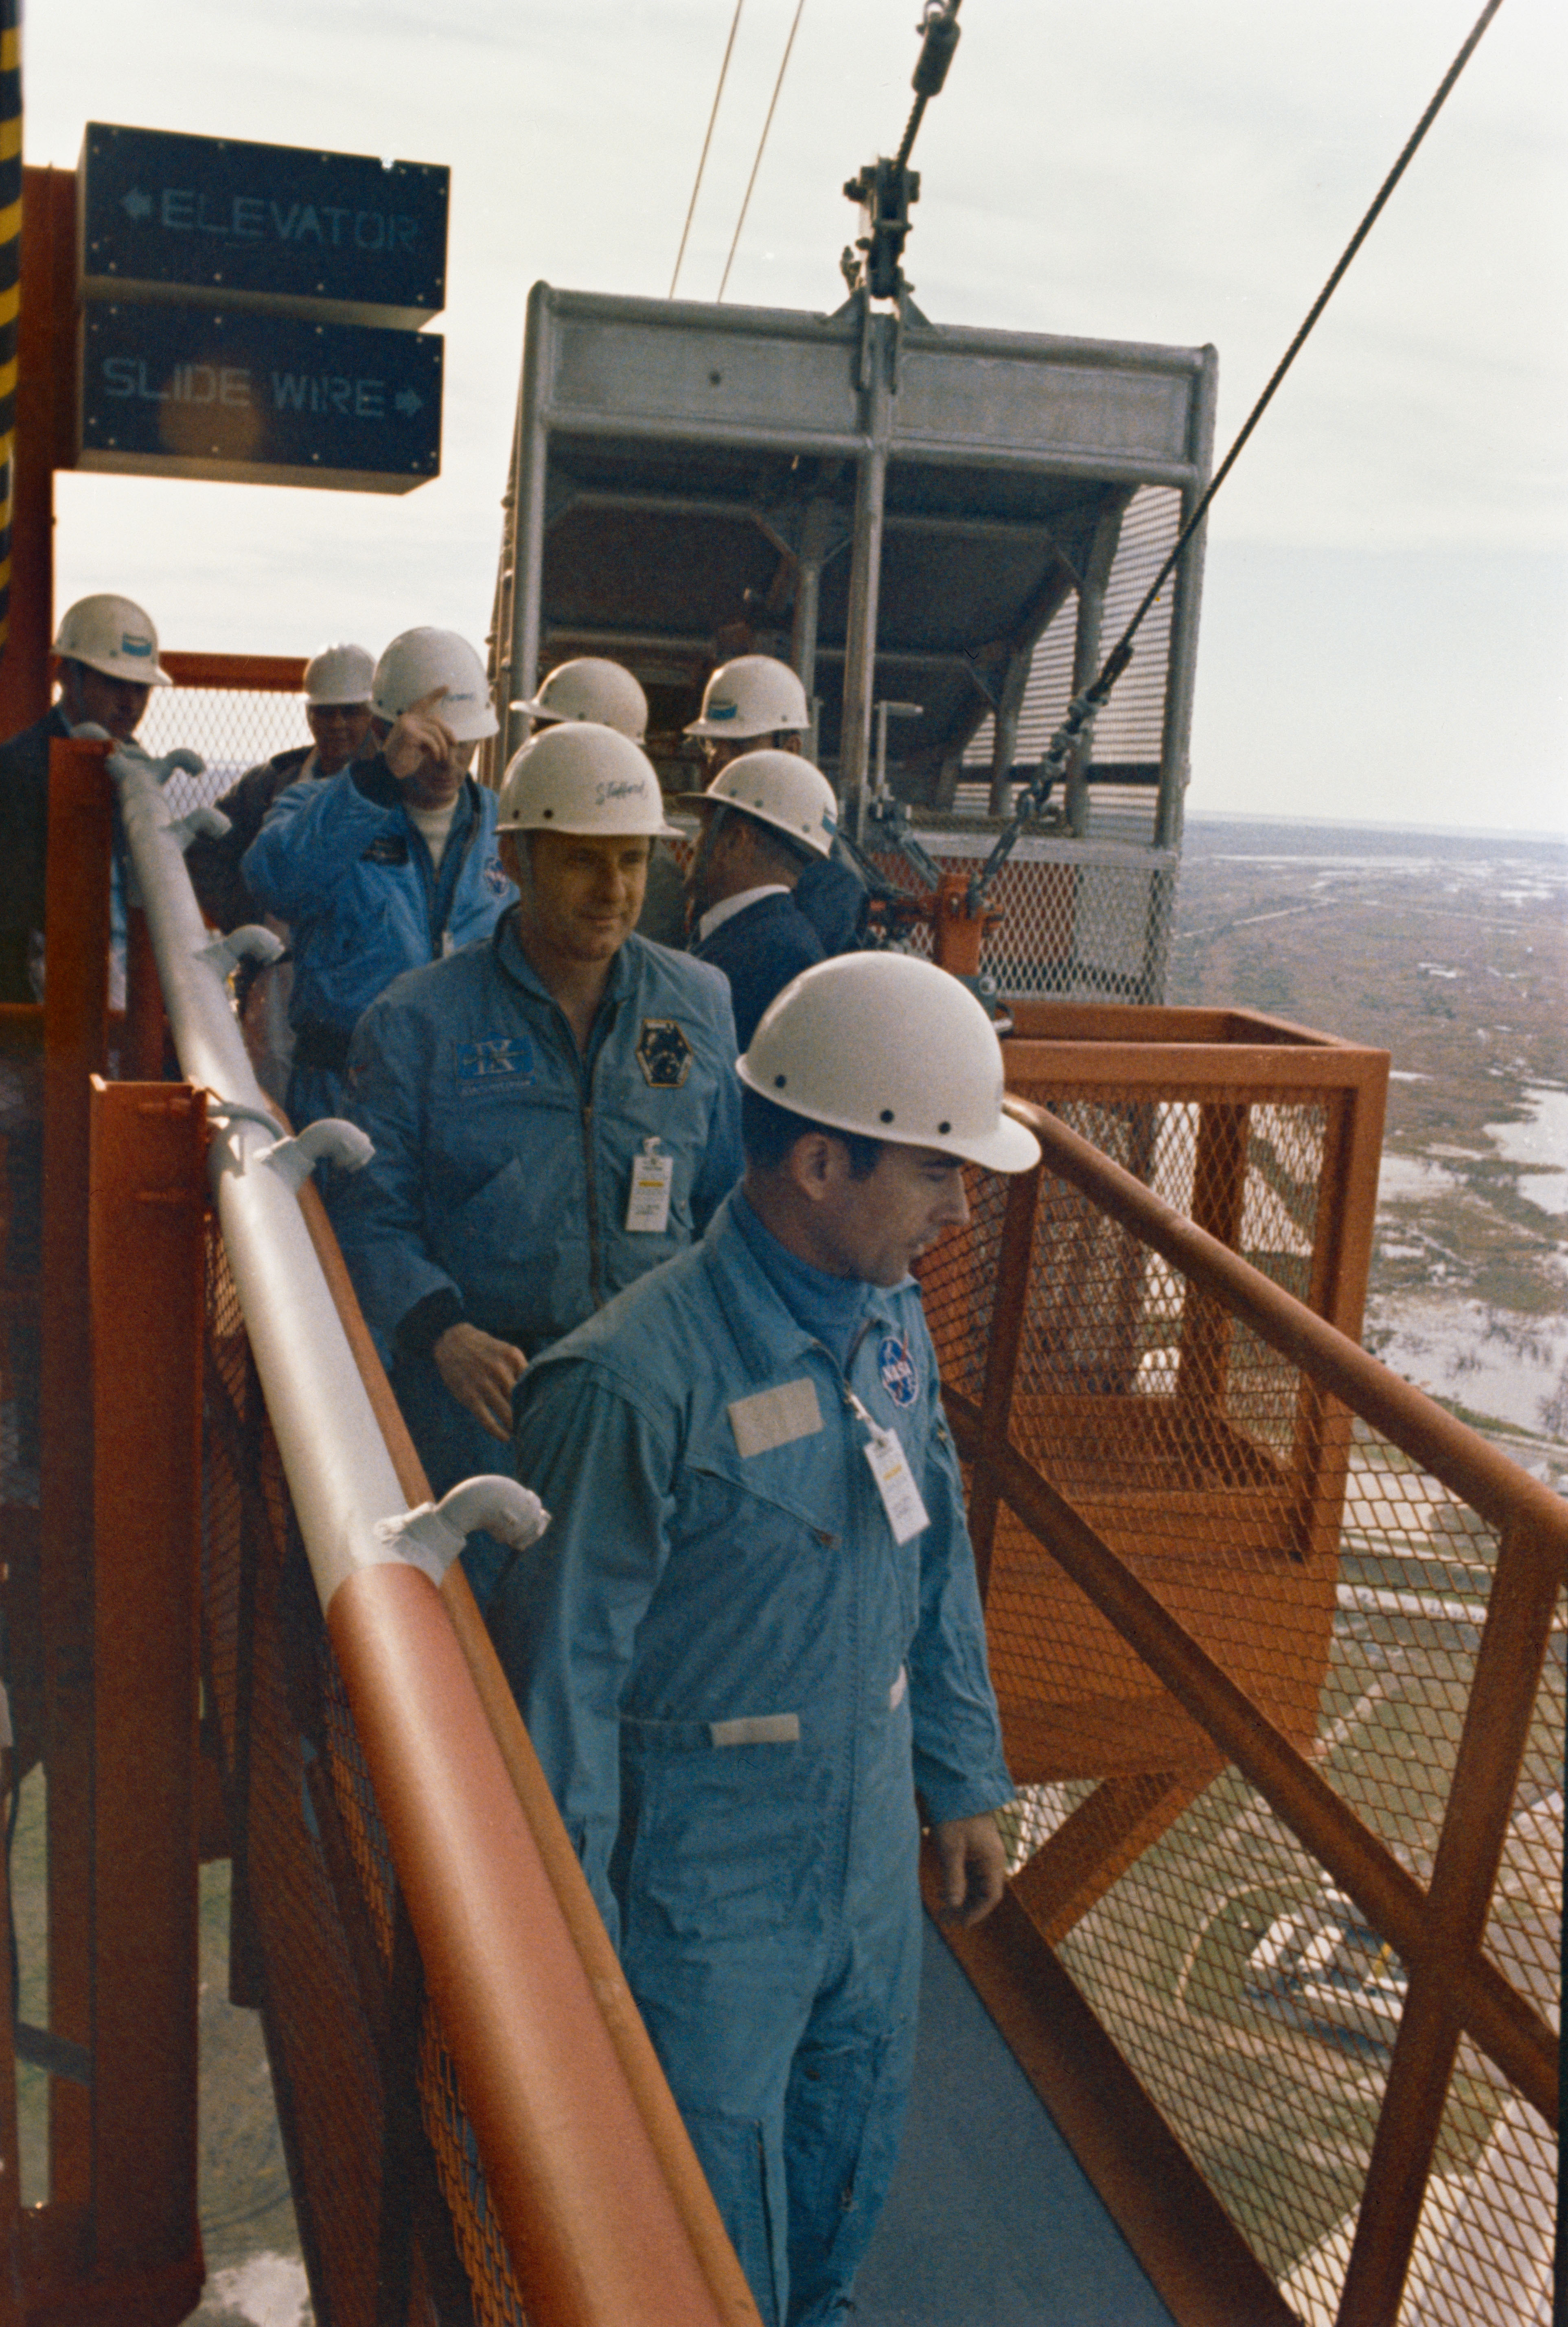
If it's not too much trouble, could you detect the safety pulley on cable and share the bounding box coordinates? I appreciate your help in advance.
[841,0,962,303]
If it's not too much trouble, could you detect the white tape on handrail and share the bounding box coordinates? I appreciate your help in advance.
[374,1477,551,1588]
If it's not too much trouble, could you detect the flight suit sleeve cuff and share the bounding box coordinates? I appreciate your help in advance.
[394,1287,466,1359]
[914,1762,1016,1828]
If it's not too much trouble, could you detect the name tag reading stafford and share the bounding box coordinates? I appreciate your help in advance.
[625,1138,674,1233]
[863,1425,930,1545]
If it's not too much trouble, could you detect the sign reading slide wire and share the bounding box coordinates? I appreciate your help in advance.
[75,121,448,493]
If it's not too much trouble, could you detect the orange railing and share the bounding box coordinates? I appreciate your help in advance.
[0,735,759,2326]
[918,1094,1562,2327]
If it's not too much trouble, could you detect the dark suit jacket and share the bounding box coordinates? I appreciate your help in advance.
[692,889,825,1050]
[0,706,70,1003]
[185,745,315,931]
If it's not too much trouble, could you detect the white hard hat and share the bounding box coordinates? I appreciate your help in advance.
[671,750,837,860]
[739,954,1040,1174]
[52,594,171,685]
[497,722,681,838]
[685,654,809,739]
[304,642,374,706]
[372,627,498,742]
[511,658,648,744]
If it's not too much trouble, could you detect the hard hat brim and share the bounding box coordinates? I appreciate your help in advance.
[498,811,685,841]
[736,1056,1042,1174]
[377,700,498,743]
[683,717,806,739]
[667,790,832,856]
[59,649,173,686]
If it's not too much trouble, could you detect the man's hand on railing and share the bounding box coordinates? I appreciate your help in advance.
[928,1810,1009,1927]
[434,1323,527,1443]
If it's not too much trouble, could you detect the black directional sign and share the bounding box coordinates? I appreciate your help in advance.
[78,304,442,493]
[79,123,449,329]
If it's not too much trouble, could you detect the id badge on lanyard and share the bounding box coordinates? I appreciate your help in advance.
[625,1136,675,1233]
[848,1390,930,1544]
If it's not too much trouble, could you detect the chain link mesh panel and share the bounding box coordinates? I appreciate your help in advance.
[918,1129,1562,2327]
[200,1224,531,2327]
[863,844,1177,1003]
[140,686,313,814]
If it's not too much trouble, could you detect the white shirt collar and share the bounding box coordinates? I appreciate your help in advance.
[698,884,791,942]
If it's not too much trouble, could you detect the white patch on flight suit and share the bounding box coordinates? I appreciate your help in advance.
[727,1377,823,1459]
[889,1666,907,1711]
[709,1713,801,1747]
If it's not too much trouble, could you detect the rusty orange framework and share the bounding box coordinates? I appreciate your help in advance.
[916,1088,1561,2327]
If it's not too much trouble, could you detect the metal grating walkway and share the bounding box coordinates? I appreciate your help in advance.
[856,1916,1175,2327]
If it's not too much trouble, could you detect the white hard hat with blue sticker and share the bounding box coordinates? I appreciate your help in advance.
[684,654,809,739]
[52,594,172,686]
[670,750,837,859]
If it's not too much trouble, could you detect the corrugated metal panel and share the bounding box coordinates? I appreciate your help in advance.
[964,486,1182,774]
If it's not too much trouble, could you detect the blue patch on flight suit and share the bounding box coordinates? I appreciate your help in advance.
[878,1334,920,1407]
[456,1035,536,1088]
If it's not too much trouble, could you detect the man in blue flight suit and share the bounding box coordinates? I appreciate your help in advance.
[241,626,514,1127]
[674,750,840,1048]
[685,654,865,956]
[489,951,1039,2326]
[333,720,742,1591]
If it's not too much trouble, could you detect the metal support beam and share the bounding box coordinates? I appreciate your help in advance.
[0,169,76,746]
[839,319,891,841]
[790,496,833,764]
[502,287,554,769]
[87,1078,207,2303]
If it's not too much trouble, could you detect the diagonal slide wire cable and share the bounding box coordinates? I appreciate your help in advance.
[670,0,747,298]
[972,0,1510,901]
[717,0,807,303]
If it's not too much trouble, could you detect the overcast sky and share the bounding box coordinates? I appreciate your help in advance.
[24,0,1568,833]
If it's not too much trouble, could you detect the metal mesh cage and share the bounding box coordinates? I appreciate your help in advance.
[917,1131,1562,2327]
[864,844,1177,1004]
[140,686,313,813]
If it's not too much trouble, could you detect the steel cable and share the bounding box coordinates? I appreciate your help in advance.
[1098,0,1509,718]
[717,0,807,302]
[669,0,747,299]
[973,0,1510,899]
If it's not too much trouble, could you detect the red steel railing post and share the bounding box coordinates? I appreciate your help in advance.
[85,1077,207,2313]
[123,907,168,1083]
[1332,1507,1564,2327]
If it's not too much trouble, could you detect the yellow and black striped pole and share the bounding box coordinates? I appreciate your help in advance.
[0,1,20,663]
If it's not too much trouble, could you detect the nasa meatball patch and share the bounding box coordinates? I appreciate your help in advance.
[878,1334,920,1407]
[636,1018,693,1089]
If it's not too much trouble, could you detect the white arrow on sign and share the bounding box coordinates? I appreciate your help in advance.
[121,187,155,221]
[393,389,423,417]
